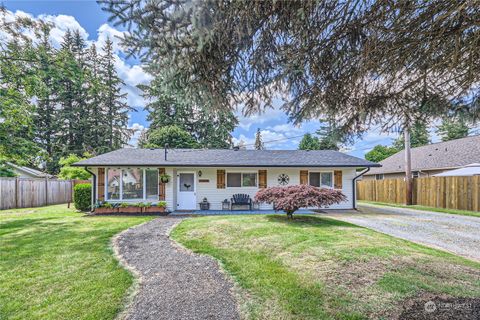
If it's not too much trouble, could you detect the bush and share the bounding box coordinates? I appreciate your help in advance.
[74,183,92,211]
[255,184,346,218]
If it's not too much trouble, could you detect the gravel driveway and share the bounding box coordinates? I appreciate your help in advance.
[326,203,480,262]
[113,217,240,320]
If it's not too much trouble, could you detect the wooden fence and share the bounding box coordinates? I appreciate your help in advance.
[357,176,480,212]
[0,178,90,210]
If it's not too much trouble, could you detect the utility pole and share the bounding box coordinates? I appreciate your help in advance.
[404,126,413,205]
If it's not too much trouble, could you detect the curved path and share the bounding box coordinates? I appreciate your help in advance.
[114,217,240,320]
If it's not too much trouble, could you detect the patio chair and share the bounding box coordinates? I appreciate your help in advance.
[231,194,252,210]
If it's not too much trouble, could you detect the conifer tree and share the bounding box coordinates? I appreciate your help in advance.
[254,128,265,150]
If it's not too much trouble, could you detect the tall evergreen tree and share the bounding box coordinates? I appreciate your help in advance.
[254,128,265,150]
[393,121,430,150]
[437,117,470,142]
[316,121,344,150]
[99,38,133,150]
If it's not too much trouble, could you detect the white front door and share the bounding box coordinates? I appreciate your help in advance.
[177,172,196,210]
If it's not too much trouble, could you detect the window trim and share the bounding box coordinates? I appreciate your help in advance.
[308,170,334,189]
[105,167,159,202]
[226,171,258,188]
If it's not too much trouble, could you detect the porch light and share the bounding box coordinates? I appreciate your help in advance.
[198,170,202,177]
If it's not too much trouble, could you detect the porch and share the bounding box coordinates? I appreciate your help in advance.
[170,209,317,216]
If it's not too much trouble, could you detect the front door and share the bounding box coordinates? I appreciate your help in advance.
[177,172,196,210]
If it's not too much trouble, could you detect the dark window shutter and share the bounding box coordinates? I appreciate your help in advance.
[334,170,343,189]
[98,168,105,201]
[300,170,308,185]
[217,170,226,189]
[258,170,267,188]
[159,168,166,200]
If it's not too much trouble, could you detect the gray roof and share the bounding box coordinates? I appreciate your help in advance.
[73,148,379,168]
[366,135,480,175]
[7,162,55,178]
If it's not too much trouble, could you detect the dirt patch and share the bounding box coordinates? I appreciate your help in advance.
[396,293,480,320]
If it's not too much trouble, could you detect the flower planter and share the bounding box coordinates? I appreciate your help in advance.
[143,206,166,214]
[118,206,142,214]
[95,207,116,214]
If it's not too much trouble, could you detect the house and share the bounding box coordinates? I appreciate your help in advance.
[72,148,379,211]
[433,163,480,177]
[363,135,480,180]
[6,162,55,179]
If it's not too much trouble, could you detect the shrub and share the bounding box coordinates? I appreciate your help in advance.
[73,183,92,212]
[255,184,346,218]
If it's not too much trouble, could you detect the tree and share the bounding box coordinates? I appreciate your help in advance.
[317,121,344,150]
[143,125,198,149]
[298,134,320,150]
[437,116,470,142]
[58,153,92,180]
[393,121,430,150]
[255,185,346,219]
[365,145,399,163]
[254,128,265,150]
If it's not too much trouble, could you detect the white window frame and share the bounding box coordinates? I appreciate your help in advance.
[308,170,334,189]
[375,174,384,180]
[226,171,258,188]
[105,167,159,202]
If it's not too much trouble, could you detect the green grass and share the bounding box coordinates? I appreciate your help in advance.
[0,205,154,320]
[171,214,480,320]
[359,200,480,218]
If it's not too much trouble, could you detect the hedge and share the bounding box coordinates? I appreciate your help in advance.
[74,183,92,211]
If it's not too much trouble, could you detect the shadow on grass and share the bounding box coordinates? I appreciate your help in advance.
[266,214,360,228]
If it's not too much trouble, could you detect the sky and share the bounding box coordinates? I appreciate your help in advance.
[2,0,410,158]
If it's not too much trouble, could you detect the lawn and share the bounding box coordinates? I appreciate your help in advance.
[359,200,480,218]
[0,205,154,320]
[172,214,480,320]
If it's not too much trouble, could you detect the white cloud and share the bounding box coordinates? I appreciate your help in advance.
[128,122,145,147]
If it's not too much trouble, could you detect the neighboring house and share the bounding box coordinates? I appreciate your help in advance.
[433,163,480,177]
[72,148,379,211]
[363,135,480,180]
[6,162,55,179]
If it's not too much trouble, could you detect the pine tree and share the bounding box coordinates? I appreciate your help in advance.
[437,117,470,142]
[99,37,133,149]
[316,121,343,151]
[393,121,430,150]
[254,128,265,150]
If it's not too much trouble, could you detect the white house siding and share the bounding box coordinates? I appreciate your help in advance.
[92,166,356,211]
[171,167,355,210]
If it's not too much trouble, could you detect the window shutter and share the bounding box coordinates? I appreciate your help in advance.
[334,170,343,189]
[258,170,267,188]
[159,168,166,200]
[217,170,226,189]
[300,170,308,185]
[98,168,105,201]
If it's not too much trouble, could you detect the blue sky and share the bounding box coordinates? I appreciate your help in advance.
[3,0,403,157]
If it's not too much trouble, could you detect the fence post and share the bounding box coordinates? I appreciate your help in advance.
[15,177,19,209]
[45,177,49,206]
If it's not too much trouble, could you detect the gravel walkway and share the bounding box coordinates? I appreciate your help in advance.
[113,217,240,320]
[325,203,480,262]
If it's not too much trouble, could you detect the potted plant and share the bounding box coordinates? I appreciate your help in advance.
[160,173,171,183]
[118,202,141,214]
[95,202,116,214]
[157,201,167,215]
[143,201,168,214]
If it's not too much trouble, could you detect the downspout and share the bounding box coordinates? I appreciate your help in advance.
[84,167,96,212]
[352,167,370,210]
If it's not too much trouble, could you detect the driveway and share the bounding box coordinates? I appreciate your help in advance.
[325,203,480,262]
[113,217,240,320]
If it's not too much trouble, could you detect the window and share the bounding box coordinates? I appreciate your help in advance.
[375,174,384,180]
[309,172,333,188]
[105,168,158,201]
[179,173,195,191]
[227,173,241,187]
[122,168,143,199]
[227,172,257,187]
[242,173,257,187]
[107,169,121,200]
[412,171,419,178]
[145,169,159,200]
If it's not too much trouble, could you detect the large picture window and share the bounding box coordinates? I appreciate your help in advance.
[309,172,333,188]
[227,172,257,188]
[106,168,159,201]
